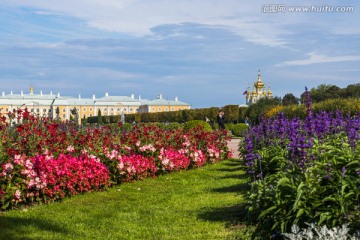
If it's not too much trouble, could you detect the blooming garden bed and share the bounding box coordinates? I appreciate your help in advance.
[240,88,360,238]
[0,109,231,210]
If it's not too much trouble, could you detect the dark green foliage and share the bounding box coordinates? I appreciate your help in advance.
[300,83,360,103]
[223,105,240,123]
[245,97,282,125]
[97,109,103,124]
[183,120,212,132]
[238,107,248,122]
[282,93,299,106]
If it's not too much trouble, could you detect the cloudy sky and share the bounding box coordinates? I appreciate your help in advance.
[1,1,359,108]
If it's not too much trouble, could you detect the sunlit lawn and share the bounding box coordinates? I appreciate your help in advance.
[0,159,250,240]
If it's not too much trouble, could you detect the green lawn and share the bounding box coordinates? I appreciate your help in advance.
[0,159,251,240]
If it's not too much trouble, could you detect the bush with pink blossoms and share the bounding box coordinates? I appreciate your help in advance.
[0,154,110,209]
[0,109,232,210]
[158,147,191,172]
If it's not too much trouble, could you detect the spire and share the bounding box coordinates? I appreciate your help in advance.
[30,86,34,94]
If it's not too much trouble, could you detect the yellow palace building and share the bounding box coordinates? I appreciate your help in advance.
[0,87,190,123]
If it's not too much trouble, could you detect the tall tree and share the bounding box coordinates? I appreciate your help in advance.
[282,93,299,106]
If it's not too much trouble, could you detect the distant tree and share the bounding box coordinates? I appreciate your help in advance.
[301,84,341,103]
[97,109,103,124]
[282,93,299,106]
[344,83,360,98]
[223,105,239,123]
[245,97,281,125]
[181,109,192,122]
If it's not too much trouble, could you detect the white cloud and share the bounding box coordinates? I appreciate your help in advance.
[278,52,360,66]
[1,0,298,46]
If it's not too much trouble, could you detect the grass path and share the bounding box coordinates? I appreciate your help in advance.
[0,158,249,240]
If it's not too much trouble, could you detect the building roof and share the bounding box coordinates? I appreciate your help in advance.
[145,98,190,106]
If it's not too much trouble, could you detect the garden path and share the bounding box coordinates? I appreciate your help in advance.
[227,138,241,159]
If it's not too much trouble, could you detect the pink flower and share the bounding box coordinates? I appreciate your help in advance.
[14,190,21,200]
[4,163,14,172]
[66,145,75,152]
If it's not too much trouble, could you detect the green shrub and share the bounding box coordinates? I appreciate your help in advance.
[230,123,248,137]
[162,122,182,130]
[183,120,212,132]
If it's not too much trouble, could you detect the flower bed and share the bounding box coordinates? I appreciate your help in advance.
[0,110,231,210]
[240,88,360,237]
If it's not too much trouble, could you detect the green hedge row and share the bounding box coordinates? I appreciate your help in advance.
[86,105,249,125]
[268,98,360,119]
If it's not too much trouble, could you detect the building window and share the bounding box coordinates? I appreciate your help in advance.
[124,108,127,112]
[129,108,133,112]
[63,109,66,113]
[5,108,8,112]
[110,108,113,111]
[43,109,46,112]
[158,108,161,112]
[83,108,86,111]
[90,114,93,117]
[152,107,155,111]
[171,108,174,111]
[90,108,93,111]
[165,108,168,111]
[31,108,34,112]
[117,108,121,112]
[83,114,86,118]
[49,109,52,113]
[37,109,40,113]
[63,114,65,118]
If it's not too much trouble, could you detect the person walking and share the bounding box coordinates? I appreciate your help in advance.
[217,110,225,130]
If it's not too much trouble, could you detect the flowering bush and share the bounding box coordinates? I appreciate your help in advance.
[0,108,231,210]
[0,154,110,209]
[240,88,360,237]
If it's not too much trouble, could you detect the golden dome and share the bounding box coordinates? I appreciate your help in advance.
[252,89,257,96]
[254,70,265,88]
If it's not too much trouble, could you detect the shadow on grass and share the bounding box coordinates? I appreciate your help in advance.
[221,161,241,167]
[215,167,243,172]
[211,183,250,193]
[0,216,71,240]
[198,203,249,228]
[220,173,249,180]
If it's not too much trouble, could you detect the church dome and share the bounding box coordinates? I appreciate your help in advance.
[254,70,265,88]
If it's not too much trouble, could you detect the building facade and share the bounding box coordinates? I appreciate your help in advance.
[0,88,190,123]
[246,70,273,105]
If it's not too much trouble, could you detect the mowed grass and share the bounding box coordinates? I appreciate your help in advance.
[0,159,250,240]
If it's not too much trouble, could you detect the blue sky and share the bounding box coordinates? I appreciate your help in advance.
[0,1,359,108]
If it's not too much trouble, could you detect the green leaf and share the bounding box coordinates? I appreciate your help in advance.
[296,209,305,218]
[277,178,290,187]
[259,206,277,219]
[318,213,330,225]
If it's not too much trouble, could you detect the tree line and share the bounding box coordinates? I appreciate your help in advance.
[85,83,359,125]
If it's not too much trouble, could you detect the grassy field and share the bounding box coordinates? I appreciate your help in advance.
[0,159,251,240]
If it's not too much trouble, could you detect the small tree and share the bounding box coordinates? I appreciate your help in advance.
[97,109,103,124]
[55,107,60,120]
